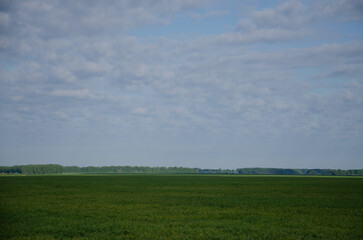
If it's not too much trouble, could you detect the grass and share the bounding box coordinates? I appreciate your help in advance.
[0,175,362,239]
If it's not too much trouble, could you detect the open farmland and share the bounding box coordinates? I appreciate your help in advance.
[0,175,362,239]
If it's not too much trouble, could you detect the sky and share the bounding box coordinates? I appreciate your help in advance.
[0,0,363,169]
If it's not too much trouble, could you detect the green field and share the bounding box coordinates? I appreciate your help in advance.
[0,175,362,239]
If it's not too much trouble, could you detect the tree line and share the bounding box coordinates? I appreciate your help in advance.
[0,164,362,176]
[63,165,199,174]
[0,164,63,175]
[235,168,363,176]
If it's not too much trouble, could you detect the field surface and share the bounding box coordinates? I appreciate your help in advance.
[0,175,362,239]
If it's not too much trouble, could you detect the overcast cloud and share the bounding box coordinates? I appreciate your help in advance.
[1,0,362,169]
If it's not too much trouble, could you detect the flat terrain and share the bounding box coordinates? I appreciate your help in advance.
[0,175,362,239]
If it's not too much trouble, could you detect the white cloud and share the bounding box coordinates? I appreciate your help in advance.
[51,89,91,99]
[189,10,230,19]
[2,0,216,40]
[217,28,311,44]
[220,0,363,45]
[248,1,308,29]
[238,0,363,32]
[313,0,363,21]
[132,107,148,115]
[0,12,11,27]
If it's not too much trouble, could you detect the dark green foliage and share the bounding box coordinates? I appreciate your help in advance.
[0,164,63,175]
[0,175,362,239]
[19,164,64,175]
[0,166,22,174]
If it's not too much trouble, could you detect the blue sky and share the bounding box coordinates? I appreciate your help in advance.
[1,0,363,169]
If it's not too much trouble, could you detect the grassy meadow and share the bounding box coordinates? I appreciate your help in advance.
[0,175,362,239]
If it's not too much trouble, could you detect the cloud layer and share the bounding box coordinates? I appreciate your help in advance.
[1,0,362,168]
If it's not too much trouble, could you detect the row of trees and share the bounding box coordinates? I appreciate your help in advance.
[236,168,363,176]
[63,166,199,174]
[199,169,238,174]
[0,165,362,176]
[0,164,63,175]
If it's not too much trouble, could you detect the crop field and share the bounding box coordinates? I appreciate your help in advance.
[0,175,362,240]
